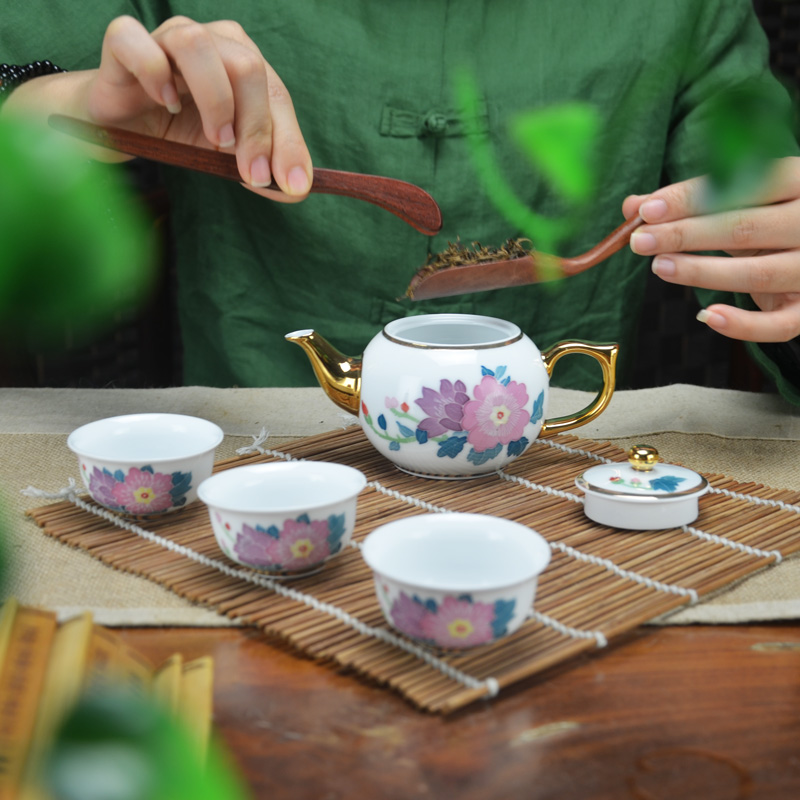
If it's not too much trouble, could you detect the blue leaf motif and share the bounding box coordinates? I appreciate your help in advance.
[481,366,495,376]
[437,435,467,459]
[467,443,503,465]
[415,595,438,614]
[378,414,387,430]
[326,512,346,549]
[396,422,414,437]
[141,465,155,475]
[491,598,517,638]
[170,471,192,500]
[415,428,429,445]
[507,437,529,458]
[110,468,125,483]
[389,441,400,451]
[650,475,686,492]
[494,365,507,380]
[530,390,545,424]
[297,513,311,524]
[263,525,281,540]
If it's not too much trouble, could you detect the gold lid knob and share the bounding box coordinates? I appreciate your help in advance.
[627,444,659,472]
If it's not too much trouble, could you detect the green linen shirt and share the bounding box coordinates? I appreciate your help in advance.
[3,1,799,397]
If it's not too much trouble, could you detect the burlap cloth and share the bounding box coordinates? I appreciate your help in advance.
[2,385,799,626]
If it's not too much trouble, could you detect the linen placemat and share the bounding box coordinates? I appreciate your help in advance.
[3,384,800,625]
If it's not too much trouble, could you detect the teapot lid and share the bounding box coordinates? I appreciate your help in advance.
[576,444,708,499]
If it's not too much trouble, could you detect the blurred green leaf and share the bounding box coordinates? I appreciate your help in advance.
[43,689,251,800]
[509,103,600,204]
[0,116,155,346]
[454,68,573,263]
[701,80,793,209]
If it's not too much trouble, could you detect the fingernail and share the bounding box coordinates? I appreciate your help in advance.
[696,309,727,328]
[162,84,181,115]
[630,231,657,254]
[219,124,236,149]
[287,166,311,195]
[640,198,668,222]
[250,155,272,187]
[652,257,675,277]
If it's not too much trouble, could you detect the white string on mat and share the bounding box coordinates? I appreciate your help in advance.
[236,428,296,459]
[21,482,500,699]
[707,485,800,515]
[682,524,782,563]
[366,481,450,514]
[535,437,614,464]
[528,610,608,648]
[547,539,698,603]
[496,469,585,504]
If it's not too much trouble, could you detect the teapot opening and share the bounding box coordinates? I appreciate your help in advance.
[384,313,522,348]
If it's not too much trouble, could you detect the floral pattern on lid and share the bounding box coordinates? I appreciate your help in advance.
[577,462,707,498]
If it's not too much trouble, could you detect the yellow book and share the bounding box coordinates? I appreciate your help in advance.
[151,653,183,716]
[25,611,93,772]
[83,626,154,697]
[0,600,58,800]
[0,602,216,795]
[178,656,214,761]
[0,599,20,668]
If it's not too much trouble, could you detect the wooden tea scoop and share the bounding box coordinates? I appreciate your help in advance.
[406,215,644,299]
[48,114,443,236]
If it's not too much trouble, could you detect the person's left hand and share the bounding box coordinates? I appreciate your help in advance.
[622,156,800,343]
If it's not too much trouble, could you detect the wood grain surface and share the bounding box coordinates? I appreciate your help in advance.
[118,623,800,800]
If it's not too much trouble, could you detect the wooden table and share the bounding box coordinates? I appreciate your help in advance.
[118,621,800,799]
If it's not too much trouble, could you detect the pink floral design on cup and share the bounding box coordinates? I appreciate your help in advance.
[420,596,496,648]
[388,592,429,640]
[233,512,346,573]
[87,464,192,515]
[111,467,176,514]
[387,590,515,649]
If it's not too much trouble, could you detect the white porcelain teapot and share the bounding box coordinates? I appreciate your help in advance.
[287,313,617,478]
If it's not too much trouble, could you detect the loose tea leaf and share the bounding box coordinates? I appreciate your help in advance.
[402,238,535,299]
[422,237,532,272]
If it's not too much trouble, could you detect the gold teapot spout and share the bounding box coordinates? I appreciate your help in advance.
[285,329,362,415]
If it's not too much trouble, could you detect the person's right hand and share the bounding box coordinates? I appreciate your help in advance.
[87,15,312,198]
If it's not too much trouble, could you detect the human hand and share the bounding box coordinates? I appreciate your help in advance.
[622,157,800,343]
[87,15,312,199]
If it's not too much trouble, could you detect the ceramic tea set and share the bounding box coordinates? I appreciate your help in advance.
[66,314,709,650]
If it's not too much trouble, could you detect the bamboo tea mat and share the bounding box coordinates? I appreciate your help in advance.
[26,426,800,714]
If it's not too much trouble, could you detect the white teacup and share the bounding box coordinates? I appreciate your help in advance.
[68,413,223,515]
[362,513,551,649]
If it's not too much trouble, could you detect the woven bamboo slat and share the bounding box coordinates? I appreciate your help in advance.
[26,427,800,714]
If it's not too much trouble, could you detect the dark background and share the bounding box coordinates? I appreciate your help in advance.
[2,0,797,391]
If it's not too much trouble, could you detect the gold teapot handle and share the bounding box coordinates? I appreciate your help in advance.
[540,341,618,434]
